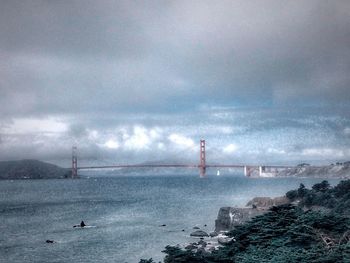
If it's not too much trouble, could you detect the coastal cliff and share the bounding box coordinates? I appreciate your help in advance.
[215,196,290,232]
[277,162,350,178]
[215,207,265,232]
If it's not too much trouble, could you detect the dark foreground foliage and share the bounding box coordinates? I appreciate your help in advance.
[286,180,350,214]
[141,180,350,263]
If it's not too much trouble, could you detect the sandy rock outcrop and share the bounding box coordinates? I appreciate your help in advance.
[215,207,265,232]
[215,196,290,232]
[246,196,290,208]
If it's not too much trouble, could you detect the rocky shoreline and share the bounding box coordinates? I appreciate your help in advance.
[176,196,291,254]
[144,180,350,263]
[143,180,350,263]
[164,185,348,256]
[175,232,234,254]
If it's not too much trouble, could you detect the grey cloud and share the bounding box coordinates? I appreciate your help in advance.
[1,1,350,116]
[0,0,153,58]
[1,1,350,165]
[2,107,349,165]
[159,1,350,104]
[68,123,88,138]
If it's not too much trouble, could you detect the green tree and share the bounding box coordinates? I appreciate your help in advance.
[312,180,330,193]
[297,183,308,198]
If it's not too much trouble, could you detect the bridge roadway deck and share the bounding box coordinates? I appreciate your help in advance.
[77,164,294,170]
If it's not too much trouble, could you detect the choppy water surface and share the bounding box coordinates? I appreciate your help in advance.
[0,174,340,262]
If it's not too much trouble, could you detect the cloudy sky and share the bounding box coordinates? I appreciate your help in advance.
[1,0,350,167]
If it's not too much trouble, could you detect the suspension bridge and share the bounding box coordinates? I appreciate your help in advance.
[71,140,294,178]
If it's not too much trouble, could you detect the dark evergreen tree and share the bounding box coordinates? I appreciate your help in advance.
[312,180,330,192]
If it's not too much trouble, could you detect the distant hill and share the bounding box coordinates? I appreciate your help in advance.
[90,159,198,176]
[277,162,350,178]
[0,159,70,179]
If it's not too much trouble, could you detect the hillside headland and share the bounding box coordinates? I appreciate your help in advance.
[0,159,70,179]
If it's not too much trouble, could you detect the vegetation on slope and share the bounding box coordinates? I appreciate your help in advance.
[141,180,350,263]
[286,180,350,215]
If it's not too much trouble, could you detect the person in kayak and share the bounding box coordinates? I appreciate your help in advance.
[73,221,87,228]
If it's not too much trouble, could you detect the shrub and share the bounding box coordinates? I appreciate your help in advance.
[312,180,330,193]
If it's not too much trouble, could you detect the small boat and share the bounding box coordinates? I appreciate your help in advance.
[216,170,220,176]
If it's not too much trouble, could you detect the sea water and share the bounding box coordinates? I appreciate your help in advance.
[0,174,340,263]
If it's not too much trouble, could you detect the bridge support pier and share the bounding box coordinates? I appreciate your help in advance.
[244,166,250,177]
[244,166,259,177]
[259,166,264,176]
[199,139,206,177]
[72,146,78,178]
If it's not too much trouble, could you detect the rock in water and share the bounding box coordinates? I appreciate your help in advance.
[209,231,218,237]
[185,243,197,250]
[218,236,233,245]
[190,230,209,237]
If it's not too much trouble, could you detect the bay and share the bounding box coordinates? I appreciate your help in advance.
[0,174,340,263]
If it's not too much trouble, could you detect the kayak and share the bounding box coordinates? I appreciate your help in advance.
[73,225,96,228]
